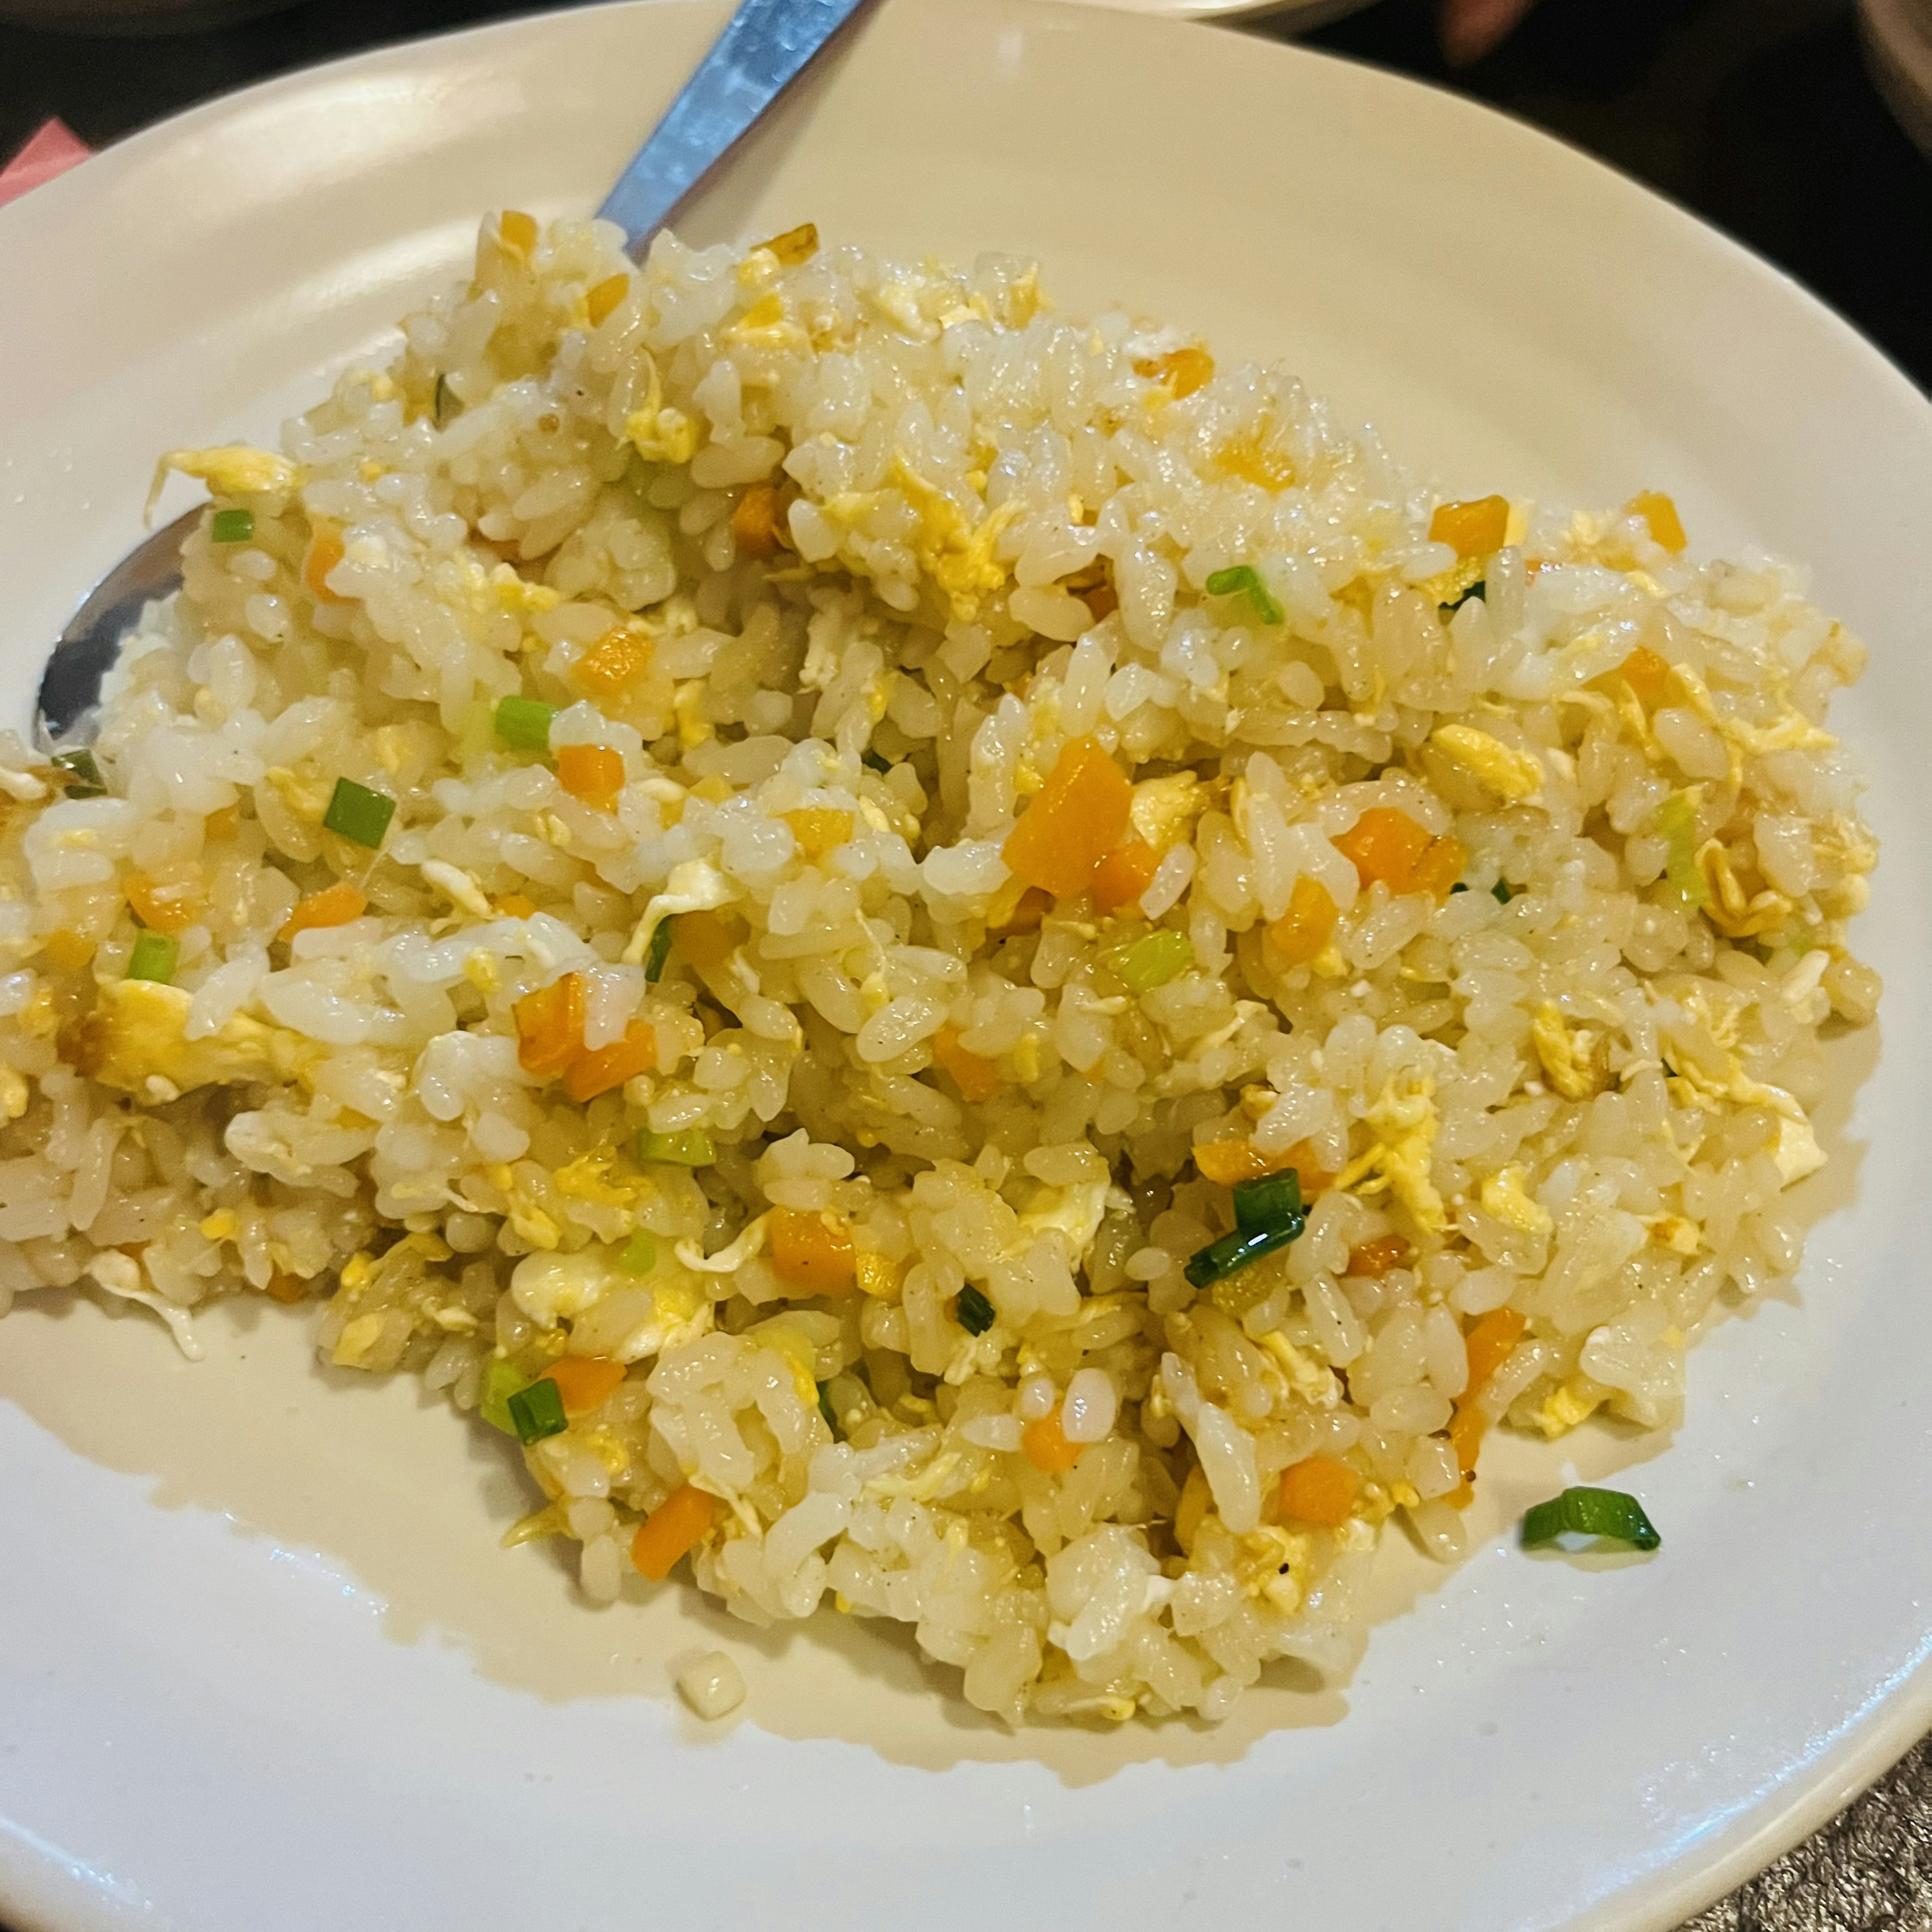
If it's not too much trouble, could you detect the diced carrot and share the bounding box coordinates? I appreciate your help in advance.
[572,626,653,699]
[1022,1412,1084,1473]
[1334,807,1433,891]
[584,273,629,328]
[1406,833,1467,901]
[1346,1235,1412,1279]
[630,1481,715,1581]
[42,929,95,972]
[263,1271,310,1305]
[497,893,536,919]
[124,870,206,934]
[768,1206,857,1295]
[931,1023,1004,1104]
[1134,347,1215,399]
[303,521,348,604]
[204,804,241,843]
[1463,1307,1527,1396]
[1444,1479,1475,1509]
[1428,495,1510,559]
[562,1021,656,1102]
[1618,645,1672,708]
[514,972,586,1079]
[1174,1462,1212,1552]
[783,808,853,863]
[731,483,785,559]
[1091,838,1162,915]
[1333,809,1463,899]
[1447,1308,1528,1480]
[1268,874,1338,965]
[1193,1136,1332,1195]
[539,1353,627,1416]
[1081,580,1119,622]
[1002,736,1134,899]
[278,879,367,944]
[676,908,743,973]
[499,209,539,253]
[556,743,626,809]
[1628,489,1687,554]
[991,886,1052,937]
[1277,1455,1360,1527]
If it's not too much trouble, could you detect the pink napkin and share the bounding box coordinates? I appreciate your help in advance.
[0,119,92,210]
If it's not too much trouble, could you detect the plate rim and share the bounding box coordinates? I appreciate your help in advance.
[2,5,1929,1930]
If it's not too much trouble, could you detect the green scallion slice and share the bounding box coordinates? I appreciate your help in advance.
[479,1355,532,1434]
[323,777,395,848]
[1184,1219,1303,1292]
[955,1284,997,1335]
[125,930,179,984]
[1204,564,1284,627]
[635,1126,714,1168]
[210,508,255,544]
[1520,1486,1660,1553]
[51,748,105,798]
[1108,928,1192,995]
[494,695,557,754]
[1492,880,1516,904]
[507,1375,568,1446]
[1654,792,1708,908]
[618,1230,658,1276]
[817,1381,841,1437]
[1232,1168,1302,1235]
[1442,578,1485,612]
[643,916,675,983]
[433,373,455,425]
[861,750,893,775]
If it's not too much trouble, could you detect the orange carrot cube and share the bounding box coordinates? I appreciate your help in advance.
[1277,1456,1360,1527]
[278,879,368,944]
[514,972,585,1080]
[562,1021,656,1102]
[631,1482,714,1581]
[769,1207,857,1295]
[1001,736,1134,899]
[1091,838,1162,915]
[556,743,626,809]
[539,1354,627,1416]
[1268,874,1338,965]
[1428,495,1510,559]
[1022,1412,1084,1473]
[931,1024,1004,1104]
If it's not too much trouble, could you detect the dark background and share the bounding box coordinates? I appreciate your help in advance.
[2,0,1929,1926]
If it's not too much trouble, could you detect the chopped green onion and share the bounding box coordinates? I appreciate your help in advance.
[618,1230,658,1275]
[861,750,893,774]
[51,748,106,798]
[1204,564,1284,627]
[125,930,179,984]
[1492,880,1516,904]
[1450,881,1470,895]
[210,508,255,544]
[1654,792,1708,908]
[817,1381,841,1437]
[1521,1486,1660,1553]
[507,1375,568,1446]
[635,1127,714,1167]
[494,695,556,754]
[643,916,675,983]
[955,1284,996,1335]
[1108,928,1192,995]
[1442,579,1486,612]
[1232,1168,1302,1235]
[433,373,455,425]
[479,1355,531,1433]
[1184,1219,1303,1292]
[323,777,395,848]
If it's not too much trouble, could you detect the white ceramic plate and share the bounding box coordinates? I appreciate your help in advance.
[2,3,1929,1927]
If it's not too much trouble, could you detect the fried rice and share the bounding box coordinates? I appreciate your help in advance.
[0,212,1881,1725]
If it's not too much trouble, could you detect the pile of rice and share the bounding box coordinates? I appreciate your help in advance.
[0,213,1880,1726]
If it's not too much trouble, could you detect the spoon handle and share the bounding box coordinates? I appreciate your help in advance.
[597,0,877,253]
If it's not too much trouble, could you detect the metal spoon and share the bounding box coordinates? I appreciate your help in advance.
[36,0,874,745]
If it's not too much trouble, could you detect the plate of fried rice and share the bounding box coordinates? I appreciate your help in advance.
[0,1,1926,1927]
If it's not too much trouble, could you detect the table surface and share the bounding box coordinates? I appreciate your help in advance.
[1,1,1928,1928]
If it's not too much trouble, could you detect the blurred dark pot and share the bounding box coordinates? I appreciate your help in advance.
[0,0,296,32]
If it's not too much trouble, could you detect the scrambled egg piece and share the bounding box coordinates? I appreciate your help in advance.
[1336,1072,1446,1233]
[147,445,300,519]
[69,979,320,1099]
[490,1164,561,1250]
[1431,724,1544,801]
[1533,1377,1604,1438]
[1696,839,1794,940]
[1258,1330,1340,1410]
[1131,771,1211,853]
[723,292,809,354]
[624,356,701,465]
[1666,986,1825,1184]
[553,1149,649,1212]
[1531,1001,1610,1100]
[889,455,1018,622]
[1016,1177,1110,1267]
[1479,1164,1552,1238]
[510,1248,614,1327]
